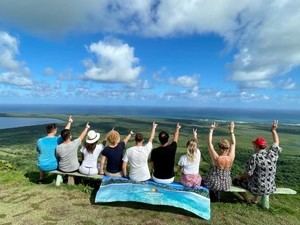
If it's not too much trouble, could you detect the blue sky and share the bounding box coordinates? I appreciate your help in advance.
[0,1,299,109]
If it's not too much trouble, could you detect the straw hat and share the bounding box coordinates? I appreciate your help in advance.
[86,130,100,144]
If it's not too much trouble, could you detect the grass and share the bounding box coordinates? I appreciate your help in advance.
[0,114,300,225]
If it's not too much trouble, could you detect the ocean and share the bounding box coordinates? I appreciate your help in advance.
[0,117,63,129]
[0,104,300,127]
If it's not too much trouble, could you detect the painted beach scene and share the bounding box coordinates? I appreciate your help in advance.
[0,1,300,225]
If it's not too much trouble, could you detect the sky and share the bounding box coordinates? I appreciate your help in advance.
[0,0,300,109]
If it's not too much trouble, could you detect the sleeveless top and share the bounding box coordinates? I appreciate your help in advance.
[206,155,233,191]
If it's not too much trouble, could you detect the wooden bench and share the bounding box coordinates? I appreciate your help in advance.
[49,170,103,186]
[226,186,297,209]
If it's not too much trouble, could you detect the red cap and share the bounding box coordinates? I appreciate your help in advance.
[252,137,267,148]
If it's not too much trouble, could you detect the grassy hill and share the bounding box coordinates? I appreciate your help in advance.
[0,114,299,225]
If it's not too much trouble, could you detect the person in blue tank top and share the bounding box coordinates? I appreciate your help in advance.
[36,116,73,182]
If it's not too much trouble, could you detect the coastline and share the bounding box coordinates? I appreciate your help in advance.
[0,117,64,130]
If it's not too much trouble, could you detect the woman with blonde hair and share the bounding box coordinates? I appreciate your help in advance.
[99,129,133,177]
[178,128,202,188]
[205,121,236,191]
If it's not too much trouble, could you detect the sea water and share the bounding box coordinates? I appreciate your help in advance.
[0,117,63,129]
[0,104,300,125]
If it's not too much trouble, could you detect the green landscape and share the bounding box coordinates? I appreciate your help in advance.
[0,114,299,225]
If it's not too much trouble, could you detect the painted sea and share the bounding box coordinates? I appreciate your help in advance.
[95,177,211,220]
[0,104,300,128]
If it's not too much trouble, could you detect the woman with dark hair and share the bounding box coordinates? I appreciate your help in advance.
[205,121,236,191]
[79,130,104,175]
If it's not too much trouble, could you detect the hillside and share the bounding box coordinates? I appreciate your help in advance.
[0,115,299,225]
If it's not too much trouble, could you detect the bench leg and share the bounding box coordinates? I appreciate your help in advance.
[55,175,63,186]
[67,176,75,185]
[217,191,221,202]
[260,195,269,209]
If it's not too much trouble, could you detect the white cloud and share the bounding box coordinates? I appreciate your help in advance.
[0,0,252,38]
[83,38,142,83]
[169,75,199,88]
[0,31,32,87]
[1,1,299,91]
[127,79,151,89]
[0,71,32,87]
[240,91,270,102]
[43,67,54,76]
[278,78,296,90]
[230,1,300,88]
[0,0,153,36]
[58,68,74,81]
[0,32,19,70]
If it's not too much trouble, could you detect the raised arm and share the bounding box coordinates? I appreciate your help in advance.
[208,122,219,163]
[65,115,73,130]
[123,130,134,145]
[228,121,236,159]
[148,121,158,143]
[79,122,90,142]
[173,123,181,143]
[271,120,279,146]
[193,128,198,142]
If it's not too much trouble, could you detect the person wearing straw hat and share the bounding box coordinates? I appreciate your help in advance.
[79,130,104,176]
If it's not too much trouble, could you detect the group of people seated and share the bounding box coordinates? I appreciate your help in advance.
[36,116,281,204]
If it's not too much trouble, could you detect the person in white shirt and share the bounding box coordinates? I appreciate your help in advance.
[79,130,104,176]
[122,122,158,182]
[178,128,202,188]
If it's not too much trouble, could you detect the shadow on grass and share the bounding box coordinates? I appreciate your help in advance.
[96,201,200,219]
[24,171,56,184]
[89,186,99,204]
[210,191,245,204]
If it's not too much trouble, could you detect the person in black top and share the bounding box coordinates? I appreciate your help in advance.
[150,123,181,184]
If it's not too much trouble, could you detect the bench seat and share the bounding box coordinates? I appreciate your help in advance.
[49,170,103,186]
[226,186,297,209]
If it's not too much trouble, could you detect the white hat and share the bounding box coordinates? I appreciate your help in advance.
[86,130,100,144]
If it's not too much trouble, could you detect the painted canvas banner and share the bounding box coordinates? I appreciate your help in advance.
[95,176,211,220]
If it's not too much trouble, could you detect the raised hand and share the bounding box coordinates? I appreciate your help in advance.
[210,122,217,130]
[176,123,181,130]
[193,128,198,137]
[86,122,90,129]
[68,115,73,123]
[229,121,235,133]
[130,130,135,135]
[153,121,158,129]
[272,120,278,131]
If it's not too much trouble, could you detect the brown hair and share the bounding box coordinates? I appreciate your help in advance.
[186,138,198,162]
[135,133,144,143]
[218,139,230,153]
[85,142,97,153]
[106,130,120,146]
[61,129,71,141]
[46,123,57,134]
